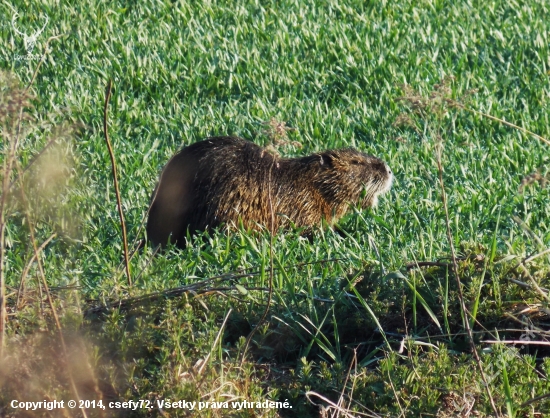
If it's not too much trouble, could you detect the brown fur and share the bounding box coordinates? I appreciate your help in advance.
[146,136,393,248]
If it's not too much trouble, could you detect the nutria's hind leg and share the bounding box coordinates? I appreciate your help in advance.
[147,181,198,249]
[146,195,187,248]
[146,153,198,249]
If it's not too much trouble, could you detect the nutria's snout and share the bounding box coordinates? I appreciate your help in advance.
[362,157,393,209]
[146,136,394,248]
[362,159,393,208]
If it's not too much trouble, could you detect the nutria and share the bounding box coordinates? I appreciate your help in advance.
[146,136,393,248]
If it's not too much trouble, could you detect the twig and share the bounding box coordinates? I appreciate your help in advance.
[0,171,8,359]
[378,328,550,343]
[405,261,451,270]
[306,391,380,418]
[16,161,88,418]
[0,84,27,358]
[84,272,258,315]
[519,392,550,408]
[31,231,88,418]
[369,236,386,275]
[384,353,405,417]
[506,246,550,282]
[85,258,339,314]
[201,286,334,303]
[507,277,549,293]
[405,256,473,270]
[512,216,547,251]
[0,73,36,356]
[517,264,550,302]
[337,349,357,414]
[25,35,65,94]
[8,122,79,193]
[16,233,56,310]
[408,256,550,293]
[332,392,382,418]
[482,340,550,346]
[197,308,232,376]
[127,244,159,284]
[523,248,550,265]
[103,80,131,286]
[453,102,550,146]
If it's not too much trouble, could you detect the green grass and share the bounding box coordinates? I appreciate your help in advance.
[1,0,550,416]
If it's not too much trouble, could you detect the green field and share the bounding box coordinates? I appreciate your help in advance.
[1,0,550,416]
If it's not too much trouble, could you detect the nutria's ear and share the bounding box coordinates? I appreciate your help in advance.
[319,152,334,167]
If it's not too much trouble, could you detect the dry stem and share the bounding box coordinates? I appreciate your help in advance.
[455,102,550,146]
[103,80,132,286]
[197,308,232,376]
[16,233,56,310]
[20,189,89,418]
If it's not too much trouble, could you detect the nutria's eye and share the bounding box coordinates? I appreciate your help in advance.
[350,159,362,165]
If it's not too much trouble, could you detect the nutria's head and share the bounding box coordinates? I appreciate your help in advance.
[314,148,393,209]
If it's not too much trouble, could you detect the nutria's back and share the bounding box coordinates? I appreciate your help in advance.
[146,136,392,248]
